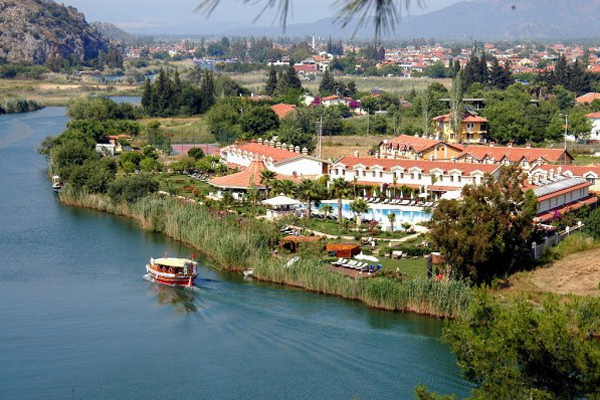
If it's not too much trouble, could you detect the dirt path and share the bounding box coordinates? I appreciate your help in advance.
[505,248,600,297]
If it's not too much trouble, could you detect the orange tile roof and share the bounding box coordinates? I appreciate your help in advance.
[384,134,442,153]
[432,113,488,123]
[224,142,300,163]
[576,92,600,104]
[586,111,600,118]
[209,158,300,189]
[459,146,572,163]
[321,95,340,102]
[335,157,500,175]
[270,103,297,119]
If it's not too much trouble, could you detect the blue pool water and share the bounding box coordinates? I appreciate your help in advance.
[316,201,432,228]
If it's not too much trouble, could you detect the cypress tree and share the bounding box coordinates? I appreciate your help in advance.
[319,69,336,96]
[479,51,488,85]
[141,78,152,110]
[284,64,301,91]
[200,70,215,113]
[265,66,278,96]
[489,57,505,89]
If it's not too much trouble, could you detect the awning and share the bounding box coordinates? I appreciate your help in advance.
[440,190,462,200]
[429,184,463,192]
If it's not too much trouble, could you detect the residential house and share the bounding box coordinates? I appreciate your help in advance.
[378,134,464,161]
[219,140,328,178]
[432,112,489,144]
[530,164,600,194]
[329,157,500,197]
[586,111,600,142]
[456,145,574,170]
[270,103,297,119]
[576,92,600,105]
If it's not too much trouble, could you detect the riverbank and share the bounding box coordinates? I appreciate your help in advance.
[59,186,472,318]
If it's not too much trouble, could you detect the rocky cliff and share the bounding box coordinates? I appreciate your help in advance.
[0,0,111,65]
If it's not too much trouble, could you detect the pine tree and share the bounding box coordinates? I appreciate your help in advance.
[489,57,505,89]
[326,35,333,54]
[347,80,357,98]
[479,51,489,85]
[319,69,336,96]
[172,69,182,110]
[265,66,278,96]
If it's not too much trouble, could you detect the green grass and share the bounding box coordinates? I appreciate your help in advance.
[138,117,215,144]
[158,175,212,197]
[573,155,600,165]
[379,257,426,278]
[544,232,600,261]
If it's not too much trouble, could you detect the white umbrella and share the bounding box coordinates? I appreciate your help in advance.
[262,195,302,206]
[410,192,414,200]
[418,192,428,198]
[354,252,379,262]
[440,190,462,200]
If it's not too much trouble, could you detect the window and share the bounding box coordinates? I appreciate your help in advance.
[373,171,376,178]
[418,173,422,180]
[457,175,462,183]
[450,175,454,182]
[379,171,383,178]
[586,177,596,185]
[466,122,474,130]
[400,172,404,179]
[411,173,415,179]
[362,171,366,177]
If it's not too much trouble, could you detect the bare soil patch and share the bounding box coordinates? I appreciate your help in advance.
[504,248,600,297]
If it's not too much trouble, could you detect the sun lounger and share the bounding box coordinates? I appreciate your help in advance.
[343,260,358,268]
[400,200,409,205]
[332,258,346,266]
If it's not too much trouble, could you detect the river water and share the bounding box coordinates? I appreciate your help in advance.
[0,107,471,399]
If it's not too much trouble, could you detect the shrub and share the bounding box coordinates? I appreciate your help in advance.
[108,174,158,203]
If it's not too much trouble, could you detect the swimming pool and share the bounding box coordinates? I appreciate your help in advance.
[313,200,432,229]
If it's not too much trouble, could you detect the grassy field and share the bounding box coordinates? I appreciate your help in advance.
[137,117,215,144]
[228,70,449,95]
[573,155,600,165]
[0,78,141,106]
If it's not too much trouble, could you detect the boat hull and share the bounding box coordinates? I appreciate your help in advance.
[146,265,197,287]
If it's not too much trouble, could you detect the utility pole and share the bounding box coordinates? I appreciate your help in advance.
[366,109,370,135]
[316,116,323,159]
[564,114,568,150]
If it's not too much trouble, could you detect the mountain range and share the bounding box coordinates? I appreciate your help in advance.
[119,0,600,40]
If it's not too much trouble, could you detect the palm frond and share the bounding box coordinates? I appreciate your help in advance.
[195,0,424,38]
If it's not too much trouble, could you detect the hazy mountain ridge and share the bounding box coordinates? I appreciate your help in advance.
[0,0,112,64]
[91,21,133,42]
[224,0,600,39]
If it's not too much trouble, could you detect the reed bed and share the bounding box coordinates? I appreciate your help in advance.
[59,189,471,318]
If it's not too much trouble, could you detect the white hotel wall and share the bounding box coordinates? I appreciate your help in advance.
[537,187,590,214]
[330,165,486,190]
[224,152,323,177]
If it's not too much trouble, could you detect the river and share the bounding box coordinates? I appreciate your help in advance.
[0,107,471,399]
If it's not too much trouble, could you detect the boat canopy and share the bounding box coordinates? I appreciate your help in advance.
[153,258,195,268]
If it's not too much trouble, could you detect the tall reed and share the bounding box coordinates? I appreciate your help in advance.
[59,188,472,318]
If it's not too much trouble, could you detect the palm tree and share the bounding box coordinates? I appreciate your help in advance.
[260,169,277,198]
[329,177,350,224]
[349,198,370,229]
[387,212,396,232]
[297,179,326,219]
[321,204,333,219]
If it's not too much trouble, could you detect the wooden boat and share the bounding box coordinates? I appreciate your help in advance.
[52,175,62,192]
[145,257,198,287]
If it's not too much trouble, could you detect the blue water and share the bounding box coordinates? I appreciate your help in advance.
[317,201,432,227]
[0,107,471,399]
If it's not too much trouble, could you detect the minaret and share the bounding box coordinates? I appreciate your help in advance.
[312,34,316,51]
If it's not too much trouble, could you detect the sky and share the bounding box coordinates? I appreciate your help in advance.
[60,0,464,34]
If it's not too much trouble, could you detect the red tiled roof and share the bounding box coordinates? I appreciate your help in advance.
[224,142,300,163]
[576,92,600,104]
[352,181,421,188]
[432,113,488,123]
[459,146,573,163]
[429,184,464,191]
[321,95,340,102]
[586,111,600,118]
[270,103,296,119]
[384,134,442,153]
[294,64,318,72]
[335,157,500,175]
[209,158,300,189]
